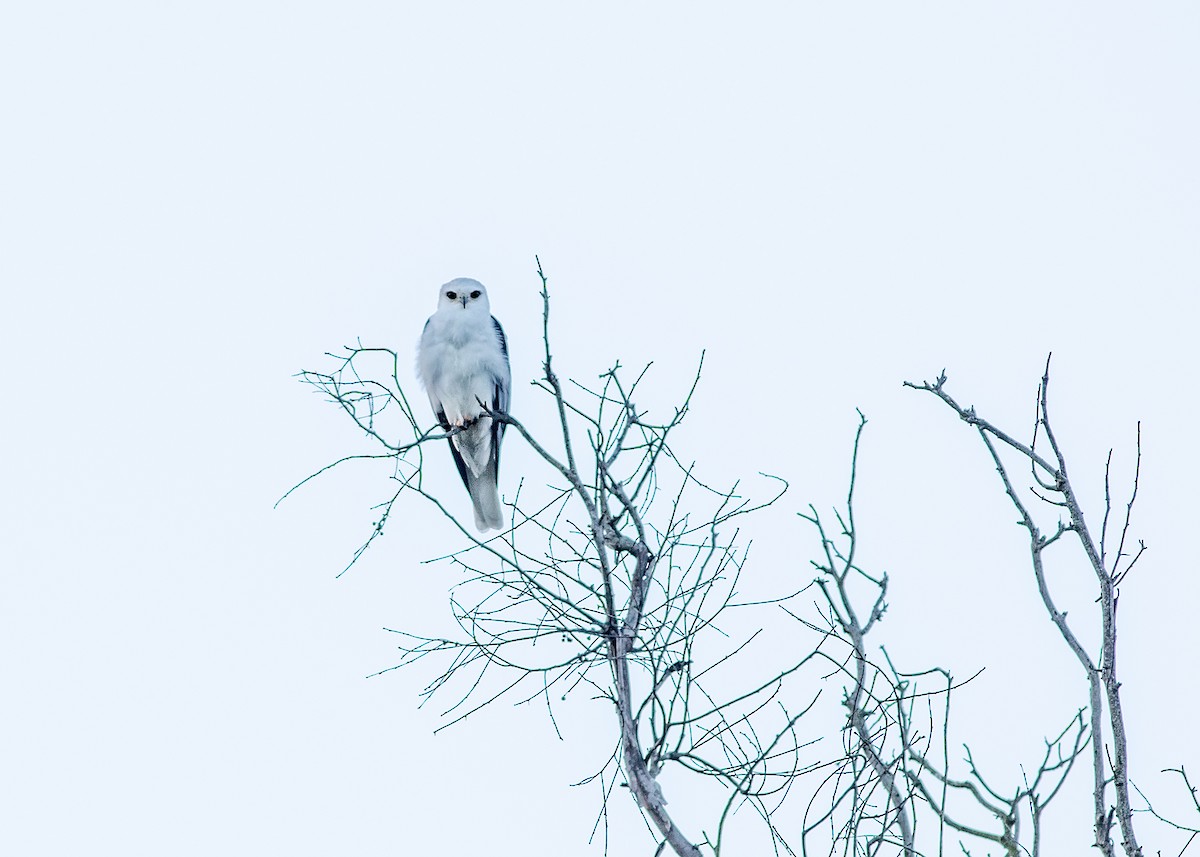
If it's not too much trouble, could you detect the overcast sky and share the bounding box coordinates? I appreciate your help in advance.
[3,3,1198,855]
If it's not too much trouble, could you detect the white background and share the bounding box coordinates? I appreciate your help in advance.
[3,3,1197,855]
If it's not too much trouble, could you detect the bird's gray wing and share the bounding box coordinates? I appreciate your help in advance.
[490,316,510,475]
[434,405,474,495]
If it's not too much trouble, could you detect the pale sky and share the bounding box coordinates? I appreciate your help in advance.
[3,3,1198,855]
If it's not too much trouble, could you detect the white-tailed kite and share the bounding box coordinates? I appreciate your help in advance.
[417,278,511,532]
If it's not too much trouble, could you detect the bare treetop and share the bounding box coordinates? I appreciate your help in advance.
[286,267,1195,856]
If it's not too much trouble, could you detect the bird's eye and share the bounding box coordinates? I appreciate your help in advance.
[470,290,481,299]
[446,291,457,300]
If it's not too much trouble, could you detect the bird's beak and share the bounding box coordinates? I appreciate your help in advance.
[459,295,468,308]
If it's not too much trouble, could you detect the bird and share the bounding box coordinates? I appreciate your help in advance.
[417,277,511,532]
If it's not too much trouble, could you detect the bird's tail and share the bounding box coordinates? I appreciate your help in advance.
[468,466,504,532]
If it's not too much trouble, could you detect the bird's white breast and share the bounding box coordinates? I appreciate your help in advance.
[418,310,507,424]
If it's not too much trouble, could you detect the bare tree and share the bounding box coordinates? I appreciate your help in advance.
[796,413,1087,857]
[796,413,919,857]
[289,262,857,856]
[906,360,1146,857]
[288,268,1194,856]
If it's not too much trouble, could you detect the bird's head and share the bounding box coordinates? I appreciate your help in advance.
[439,278,490,313]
